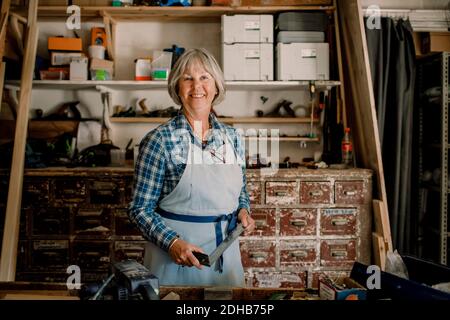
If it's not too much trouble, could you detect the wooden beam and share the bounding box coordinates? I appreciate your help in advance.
[102,14,115,63]
[333,0,347,128]
[372,232,386,270]
[373,199,393,252]
[0,62,5,113]
[9,15,24,56]
[337,0,388,206]
[0,0,10,60]
[0,1,39,282]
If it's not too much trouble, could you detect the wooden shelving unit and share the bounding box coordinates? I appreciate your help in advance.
[110,116,319,124]
[13,5,336,19]
[6,80,341,91]
[245,136,319,142]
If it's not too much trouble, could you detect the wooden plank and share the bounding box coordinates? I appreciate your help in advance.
[0,62,5,113]
[9,15,24,55]
[0,2,38,282]
[337,0,388,207]
[102,14,114,62]
[372,232,386,270]
[0,0,11,60]
[333,0,347,128]
[26,6,336,18]
[373,199,393,252]
[0,293,79,300]
[110,117,319,124]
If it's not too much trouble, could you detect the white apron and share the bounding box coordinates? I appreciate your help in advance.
[144,135,245,287]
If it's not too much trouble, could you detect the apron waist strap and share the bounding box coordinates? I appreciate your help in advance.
[156,208,238,273]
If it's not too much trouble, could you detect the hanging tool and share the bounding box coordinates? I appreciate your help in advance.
[309,81,316,138]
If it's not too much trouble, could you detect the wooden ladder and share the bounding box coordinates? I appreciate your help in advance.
[0,0,39,281]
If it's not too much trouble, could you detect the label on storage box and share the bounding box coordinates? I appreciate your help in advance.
[245,50,260,59]
[301,49,317,59]
[319,280,336,300]
[245,21,260,30]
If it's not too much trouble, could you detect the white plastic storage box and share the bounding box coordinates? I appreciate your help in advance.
[276,42,329,80]
[222,14,273,44]
[222,43,273,81]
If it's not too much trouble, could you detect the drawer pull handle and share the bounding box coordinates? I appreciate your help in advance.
[77,209,103,217]
[331,219,347,226]
[290,220,307,227]
[331,250,348,258]
[309,191,323,197]
[96,190,114,196]
[344,191,356,196]
[275,191,287,197]
[290,251,308,258]
[255,220,267,228]
[250,252,268,260]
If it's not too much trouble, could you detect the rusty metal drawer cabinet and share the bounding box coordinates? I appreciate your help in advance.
[241,168,372,289]
[72,240,110,271]
[265,181,298,205]
[247,271,307,289]
[53,179,86,204]
[335,181,367,205]
[23,179,50,205]
[320,239,357,268]
[248,180,262,205]
[300,181,332,204]
[30,240,70,270]
[279,208,316,236]
[247,208,276,237]
[88,180,122,205]
[280,240,317,268]
[31,207,70,236]
[114,241,146,264]
[240,240,276,269]
[74,208,111,237]
[320,208,357,236]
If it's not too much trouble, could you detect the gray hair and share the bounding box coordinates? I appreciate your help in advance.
[168,48,226,106]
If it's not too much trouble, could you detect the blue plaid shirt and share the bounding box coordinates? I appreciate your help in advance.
[128,111,250,252]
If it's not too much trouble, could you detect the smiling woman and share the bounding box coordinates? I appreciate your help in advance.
[128,48,255,287]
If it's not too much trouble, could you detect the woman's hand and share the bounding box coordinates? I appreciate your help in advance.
[238,208,255,236]
[168,238,205,270]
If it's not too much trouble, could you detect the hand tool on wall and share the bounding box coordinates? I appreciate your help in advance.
[309,82,316,138]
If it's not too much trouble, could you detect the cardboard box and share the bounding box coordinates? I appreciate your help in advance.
[90,58,114,80]
[48,37,82,52]
[51,52,85,66]
[421,32,450,54]
[70,57,88,81]
[319,277,367,300]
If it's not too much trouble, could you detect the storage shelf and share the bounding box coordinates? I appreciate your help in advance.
[18,6,335,19]
[110,117,319,124]
[6,80,341,91]
[245,136,319,142]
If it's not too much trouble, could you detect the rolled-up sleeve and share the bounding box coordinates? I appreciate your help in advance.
[128,132,178,251]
